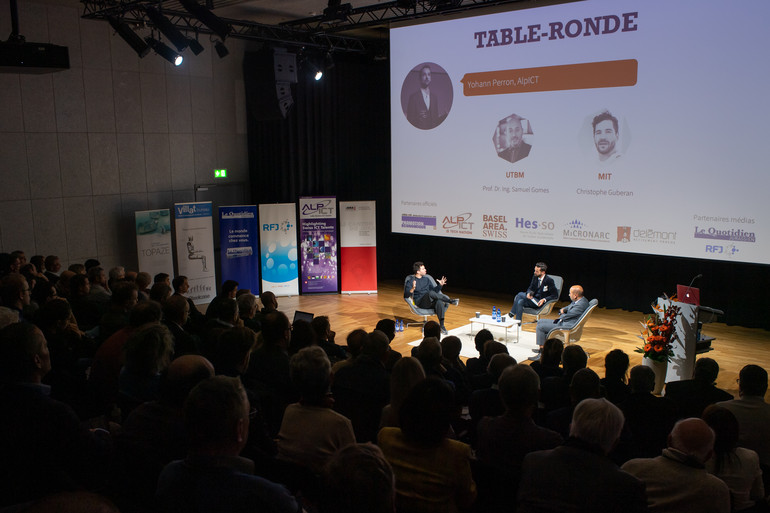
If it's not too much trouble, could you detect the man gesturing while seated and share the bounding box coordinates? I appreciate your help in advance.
[509,262,558,320]
[535,285,588,348]
[404,261,459,335]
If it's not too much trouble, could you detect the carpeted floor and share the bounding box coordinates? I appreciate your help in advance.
[407,323,540,363]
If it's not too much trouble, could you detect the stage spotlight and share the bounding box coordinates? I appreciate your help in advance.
[145,6,189,52]
[180,0,232,41]
[314,68,323,81]
[108,17,150,58]
[187,37,205,56]
[214,40,229,58]
[146,37,183,66]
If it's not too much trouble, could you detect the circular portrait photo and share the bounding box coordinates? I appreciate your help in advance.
[493,113,533,164]
[401,62,453,130]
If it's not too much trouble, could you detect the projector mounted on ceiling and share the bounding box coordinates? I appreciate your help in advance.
[1,0,70,74]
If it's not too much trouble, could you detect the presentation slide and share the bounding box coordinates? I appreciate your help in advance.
[390,0,769,265]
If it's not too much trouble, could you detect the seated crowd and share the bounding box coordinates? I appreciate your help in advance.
[1,250,769,512]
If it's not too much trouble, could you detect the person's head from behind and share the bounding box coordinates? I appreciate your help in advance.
[185,376,249,455]
[628,365,656,394]
[604,349,630,382]
[236,293,258,320]
[389,357,426,415]
[0,322,50,383]
[692,357,719,385]
[154,273,170,286]
[737,364,768,397]
[289,318,313,355]
[569,368,602,406]
[135,272,151,291]
[415,336,442,369]
[423,320,441,340]
[69,263,86,275]
[37,298,73,334]
[322,444,395,513]
[129,299,163,328]
[162,295,189,325]
[399,377,454,448]
[346,329,368,358]
[290,346,331,405]
[375,319,396,341]
[570,398,625,455]
[362,330,390,364]
[123,323,174,376]
[541,338,564,368]
[499,364,540,416]
[668,417,716,465]
[159,354,215,406]
[88,266,106,287]
[561,344,587,376]
[260,291,277,312]
[701,405,739,472]
[110,281,138,311]
[215,327,257,375]
[441,336,462,363]
[311,315,332,343]
[474,329,494,355]
[263,311,291,347]
[218,298,239,325]
[487,353,516,384]
[483,340,509,362]
[149,282,172,303]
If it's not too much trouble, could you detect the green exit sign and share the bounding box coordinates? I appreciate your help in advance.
[214,169,227,178]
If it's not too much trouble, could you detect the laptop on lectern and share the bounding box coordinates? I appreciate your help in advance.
[676,284,700,306]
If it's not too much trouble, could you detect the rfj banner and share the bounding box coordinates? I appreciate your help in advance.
[219,205,260,294]
[174,202,217,305]
[135,209,174,279]
[299,196,339,294]
[339,201,378,294]
[259,203,299,296]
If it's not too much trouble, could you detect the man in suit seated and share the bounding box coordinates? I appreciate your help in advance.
[508,262,558,321]
[535,285,588,348]
[664,357,733,419]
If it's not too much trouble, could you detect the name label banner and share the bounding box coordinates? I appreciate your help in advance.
[174,202,216,305]
[135,209,174,279]
[299,196,339,294]
[259,203,299,297]
[340,201,377,294]
[219,205,260,294]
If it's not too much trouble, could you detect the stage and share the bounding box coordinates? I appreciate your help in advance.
[239,280,770,399]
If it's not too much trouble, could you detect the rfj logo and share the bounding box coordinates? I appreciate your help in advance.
[263,219,294,233]
[302,200,334,217]
[705,244,739,257]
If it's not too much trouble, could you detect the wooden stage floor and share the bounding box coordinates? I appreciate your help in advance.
[255,280,770,399]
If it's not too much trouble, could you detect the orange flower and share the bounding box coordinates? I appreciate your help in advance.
[644,344,652,352]
[654,344,664,352]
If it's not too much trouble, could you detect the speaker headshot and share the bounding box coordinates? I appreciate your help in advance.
[402,62,453,130]
[592,110,622,163]
[493,113,532,164]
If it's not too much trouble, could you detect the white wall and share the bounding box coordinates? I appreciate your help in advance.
[0,0,249,271]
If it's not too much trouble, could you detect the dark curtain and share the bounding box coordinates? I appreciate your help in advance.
[244,50,770,330]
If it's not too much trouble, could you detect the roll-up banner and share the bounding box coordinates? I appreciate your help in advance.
[259,203,299,297]
[299,196,339,294]
[135,209,174,279]
[174,202,217,305]
[339,201,378,294]
[219,205,260,294]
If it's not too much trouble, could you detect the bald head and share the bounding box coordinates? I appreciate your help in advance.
[161,355,215,405]
[669,418,715,464]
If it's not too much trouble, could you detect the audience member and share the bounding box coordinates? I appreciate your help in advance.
[469,340,510,390]
[331,328,366,374]
[378,378,477,513]
[118,323,174,417]
[518,398,647,512]
[0,323,112,507]
[702,405,765,512]
[205,279,239,320]
[172,274,205,329]
[468,353,516,443]
[154,272,171,286]
[201,298,239,360]
[375,318,402,371]
[616,365,678,461]
[320,444,395,513]
[530,337,564,382]
[149,282,172,303]
[107,266,125,291]
[665,357,734,418]
[84,259,101,272]
[540,344,588,413]
[162,294,199,357]
[380,356,426,429]
[55,269,76,299]
[546,367,603,439]
[277,346,355,474]
[259,290,278,314]
[602,348,631,405]
[43,254,62,285]
[332,330,391,443]
[623,417,730,513]
[156,376,300,513]
[311,315,347,364]
[87,266,111,312]
[68,262,86,274]
[99,281,138,341]
[237,293,261,333]
[69,273,99,331]
[288,318,314,356]
[135,271,152,301]
[717,365,770,472]
[0,273,31,323]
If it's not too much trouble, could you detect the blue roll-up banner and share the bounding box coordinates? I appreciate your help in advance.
[219,205,260,294]
[259,203,299,297]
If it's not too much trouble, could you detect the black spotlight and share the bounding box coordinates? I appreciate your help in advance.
[214,40,229,58]
[144,6,189,52]
[146,36,183,66]
[187,37,205,56]
[180,0,232,41]
[108,17,150,58]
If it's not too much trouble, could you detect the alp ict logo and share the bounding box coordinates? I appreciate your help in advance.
[301,200,334,217]
[443,213,474,234]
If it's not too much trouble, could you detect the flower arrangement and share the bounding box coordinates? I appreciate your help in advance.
[636,303,680,362]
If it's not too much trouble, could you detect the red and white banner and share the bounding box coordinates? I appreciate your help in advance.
[339,201,377,294]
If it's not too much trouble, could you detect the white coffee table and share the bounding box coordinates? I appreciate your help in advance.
[468,315,521,343]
